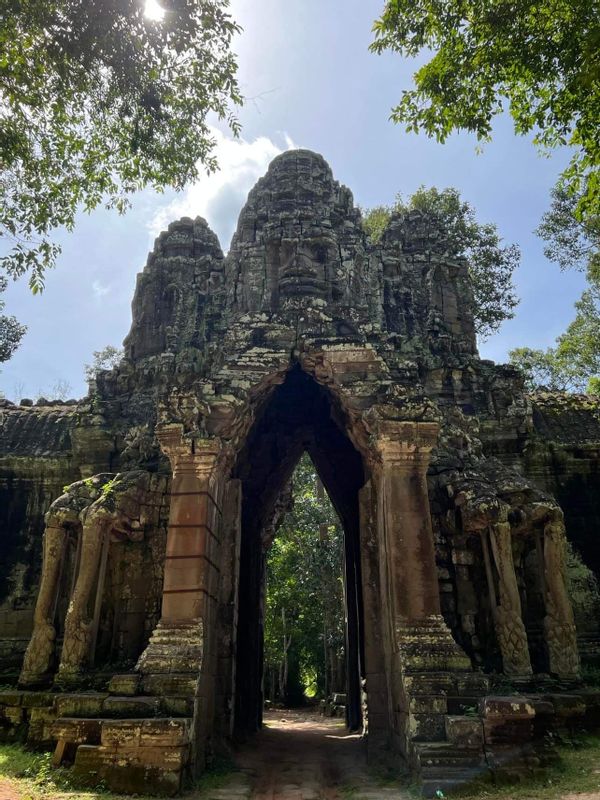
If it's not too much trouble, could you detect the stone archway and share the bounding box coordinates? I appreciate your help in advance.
[231,365,368,737]
[2,149,588,797]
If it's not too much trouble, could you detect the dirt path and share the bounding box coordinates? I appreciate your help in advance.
[205,709,408,800]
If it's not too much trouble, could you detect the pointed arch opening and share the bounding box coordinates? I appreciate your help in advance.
[231,365,367,737]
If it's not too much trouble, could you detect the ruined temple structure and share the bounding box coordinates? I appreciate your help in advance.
[2,150,600,796]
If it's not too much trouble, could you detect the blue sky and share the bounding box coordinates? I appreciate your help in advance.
[0,0,587,401]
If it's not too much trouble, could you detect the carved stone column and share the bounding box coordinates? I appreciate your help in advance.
[376,420,470,671]
[159,427,223,623]
[487,521,532,676]
[136,425,224,678]
[56,510,112,684]
[542,515,580,678]
[377,421,442,622]
[20,517,70,686]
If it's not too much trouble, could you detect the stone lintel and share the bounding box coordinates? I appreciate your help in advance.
[375,420,439,467]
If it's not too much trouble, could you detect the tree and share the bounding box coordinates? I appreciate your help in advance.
[536,184,600,280]
[509,346,579,392]
[264,454,345,704]
[0,0,241,291]
[85,345,123,381]
[48,379,73,402]
[0,276,26,362]
[362,186,519,339]
[509,282,600,394]
[370,0,600,222]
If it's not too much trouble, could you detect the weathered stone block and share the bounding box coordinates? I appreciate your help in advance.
[100,718,192,748]
[445,715,484,749]
[102,696,160,717]
[20,691,55,708]
[51,717,102,745]
[108,674,141,696]
[0,691,23,706]
[55,693,107,717]
[27,707,57,744]
[0,705,24,725]
[141,673,198,697]
[480,696,536,719]
[409,712,446,741]
[408,696,447,714]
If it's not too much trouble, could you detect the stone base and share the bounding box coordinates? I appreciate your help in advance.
[136,619,203,678]
[71,718,192,796]
[395,615,473,673]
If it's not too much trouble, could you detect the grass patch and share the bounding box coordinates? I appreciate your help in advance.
[0,743,241,800]
[449,735,600,799]
[191,755,239,796]
[0,744,146,799]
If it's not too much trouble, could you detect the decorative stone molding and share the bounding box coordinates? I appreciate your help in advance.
[374,419,440,468]
[542,515,580,678]
[486,521,532,677]
[19,518,72,686]
[56,509,112,684]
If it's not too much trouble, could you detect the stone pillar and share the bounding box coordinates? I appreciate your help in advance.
[20,519,69,686]
[542,515,580,678]
[376,420,470,669]
[136,425,225,703]
[377,421,443,624]
[158,428,223,623]
[487,521,532,677]
[56,510,112,684]
[375,420,470,750]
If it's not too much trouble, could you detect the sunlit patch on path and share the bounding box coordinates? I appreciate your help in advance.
[203,709,410,800]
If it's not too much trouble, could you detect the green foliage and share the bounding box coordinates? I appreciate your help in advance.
[509,281,600,393]
[370,0,600,226]
[264,454,345,704]
[565,542,600,625]
[85,345,123,382]
[0,0,242,291]
[451,735,600,798]
[0,275,26,362]
[537,184,600,281]
[509,346,578,392]
[361,205,392,243]
[191,755,237,795]
[362,186,519,339]
[0,742,149,798]
[101,476,118,499]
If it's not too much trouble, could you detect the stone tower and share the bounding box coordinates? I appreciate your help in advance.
[1,150,599,795]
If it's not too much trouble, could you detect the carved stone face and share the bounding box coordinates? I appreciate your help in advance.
[277,240,330,300]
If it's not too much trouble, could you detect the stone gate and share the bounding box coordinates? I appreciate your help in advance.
[1,150,600,796]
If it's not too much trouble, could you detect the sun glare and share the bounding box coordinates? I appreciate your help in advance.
[144,0,166,21]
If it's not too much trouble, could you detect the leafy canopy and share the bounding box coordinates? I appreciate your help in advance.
[0,276,26,363]
[513,180,600,395]
[264,454,345,702]
[537,184,600,281]
[371,0,600,221]
[509,282,600,394]
[362,186,519,339]
[0,0,241,290]
[85,345,123,382]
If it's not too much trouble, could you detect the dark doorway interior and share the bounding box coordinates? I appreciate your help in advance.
[233,365,365,736]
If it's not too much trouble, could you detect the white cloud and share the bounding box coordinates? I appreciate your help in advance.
[148,127,297,251]
[92,280,111,299]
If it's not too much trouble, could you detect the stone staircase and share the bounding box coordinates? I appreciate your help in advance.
[401,668,490,797]
[46,644,204,797]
